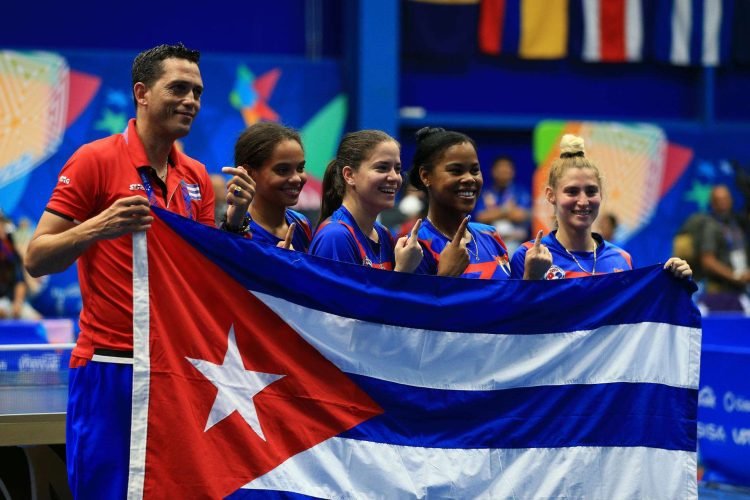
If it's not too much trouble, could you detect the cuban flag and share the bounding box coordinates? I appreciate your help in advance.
[127,207,701,499]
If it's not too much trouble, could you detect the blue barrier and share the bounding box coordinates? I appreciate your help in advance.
[699,315,750,487]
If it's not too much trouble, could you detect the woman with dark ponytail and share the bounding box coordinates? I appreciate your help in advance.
[409,127,512,279]
[310,130,423,271]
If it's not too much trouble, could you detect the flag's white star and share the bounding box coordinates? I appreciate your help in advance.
[186,325,284,441]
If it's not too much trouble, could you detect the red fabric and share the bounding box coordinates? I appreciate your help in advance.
[600,0,626,62]
[47,119,215,360]
[479,0,505,55]
[142,216,383,498]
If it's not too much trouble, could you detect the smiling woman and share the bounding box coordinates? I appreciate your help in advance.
[310,130,423,272]
[234,122,312,252]
[511,134,692,281]
[408,127,512,279]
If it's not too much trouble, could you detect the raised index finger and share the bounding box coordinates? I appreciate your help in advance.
[450,216,470,246]
[282,223,295,248]
[533,230,543,249]
[410,218,422,239]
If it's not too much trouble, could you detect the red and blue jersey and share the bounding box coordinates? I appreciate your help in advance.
[415,219,511,279]
[510,230,633,279]
[248,209,312,253]
[310,206,395,270]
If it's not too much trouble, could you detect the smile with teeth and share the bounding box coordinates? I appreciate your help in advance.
[456,190,476,198]
[379,186,397,195]
[572,209,591,215]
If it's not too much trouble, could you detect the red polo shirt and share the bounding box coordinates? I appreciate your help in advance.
[46,119,215,361]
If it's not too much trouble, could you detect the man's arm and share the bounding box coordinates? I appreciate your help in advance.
[25,196,153,277]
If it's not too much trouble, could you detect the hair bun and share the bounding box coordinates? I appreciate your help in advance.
[559,134,585,157]
[415,127,445,142]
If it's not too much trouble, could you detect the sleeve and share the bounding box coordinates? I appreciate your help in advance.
[195,169,216,227]
[46,145,102,222]
[413,241,437,275]
[510,245,528,278]
[700,219,721,255]
[309,223,362,265]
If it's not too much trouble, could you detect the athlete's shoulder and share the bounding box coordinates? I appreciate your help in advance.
[468,221,497,233]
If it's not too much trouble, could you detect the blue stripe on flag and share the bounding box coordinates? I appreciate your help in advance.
[503,0,521,55]
[340,375,697,451]
[690,0,703,65]
[153,207,700,336]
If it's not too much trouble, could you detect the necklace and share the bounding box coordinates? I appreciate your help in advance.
[561,239,598,275]
[426,217,479,261]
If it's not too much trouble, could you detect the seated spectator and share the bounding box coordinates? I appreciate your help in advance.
[0,213,41,319]
[473,156,531,254]
[698,185,750,313]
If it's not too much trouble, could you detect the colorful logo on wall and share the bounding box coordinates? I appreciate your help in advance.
[230,65,280,126]
[0,51,99,190]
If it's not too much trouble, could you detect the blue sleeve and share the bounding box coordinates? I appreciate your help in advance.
[510,245,528,279]
[309,223,362,265]
[413,241,438,275]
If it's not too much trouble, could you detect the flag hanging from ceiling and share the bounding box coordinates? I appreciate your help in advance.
[651,0,733,66]
[578,0,645,62]
[127,207,701,499]
[479,0,570,59]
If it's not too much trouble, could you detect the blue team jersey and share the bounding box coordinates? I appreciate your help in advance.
[473,182,532,214]
[248,209,312,253]
[510,230,633,279]
[415,219,511,279]
[310,206,396,270]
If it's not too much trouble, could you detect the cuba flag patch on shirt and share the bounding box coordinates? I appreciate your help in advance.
[185,183,202,201]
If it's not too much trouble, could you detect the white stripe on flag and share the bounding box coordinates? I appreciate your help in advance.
[254,292,701,390]
[582,0,600,61]
[702,0,722,66]
[128,232,150,499]
[671,0,692,65]
[625,0,643,61]
[241,437,698,499]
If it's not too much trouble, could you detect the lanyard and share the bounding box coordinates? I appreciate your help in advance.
[138,167,195,221]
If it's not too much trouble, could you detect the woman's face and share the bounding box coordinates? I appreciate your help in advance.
[250,139,306,208]
[421,142,482,215]
[345,140,402,213]
[547,167,601,232]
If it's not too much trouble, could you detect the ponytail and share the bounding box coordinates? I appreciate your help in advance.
[318,159,346,226]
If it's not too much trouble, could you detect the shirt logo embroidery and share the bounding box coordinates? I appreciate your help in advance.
[59,175,71,185]
[130,184,146,191]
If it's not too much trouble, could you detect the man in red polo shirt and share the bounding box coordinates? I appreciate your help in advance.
[25,43,254,499]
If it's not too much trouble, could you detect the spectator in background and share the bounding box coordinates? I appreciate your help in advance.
[473,155,531,254]
[596,213,619,243]
[0,213,41,319]
[698,184,750,313]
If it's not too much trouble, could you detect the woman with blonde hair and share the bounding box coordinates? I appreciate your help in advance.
[511,134,692,280]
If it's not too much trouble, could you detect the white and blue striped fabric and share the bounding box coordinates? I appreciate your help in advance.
[158,208,701,499]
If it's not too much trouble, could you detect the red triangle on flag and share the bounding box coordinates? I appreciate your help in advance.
[141,218,383,498]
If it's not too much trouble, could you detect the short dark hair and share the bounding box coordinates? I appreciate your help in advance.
[234,122,303,168]
[408,127,477,191]
[131,43,200,107]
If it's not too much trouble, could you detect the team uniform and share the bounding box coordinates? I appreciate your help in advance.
[415,219,512,279]
[310,205,395,269]
[248,209,312,252]
[510,230,633,279]
[46,119,214,498]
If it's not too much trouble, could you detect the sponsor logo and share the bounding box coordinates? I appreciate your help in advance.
[724,391,750,413]
[130,184,146,191]
[698,386,716,408]
[733,428,750,446]
[19,353,61,372]
[59,175,70,184]
[545,265,566,280]
[697,421,726,442]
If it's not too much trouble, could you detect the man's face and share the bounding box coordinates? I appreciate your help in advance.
[710,186,733,215]
[139,58,203,140]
